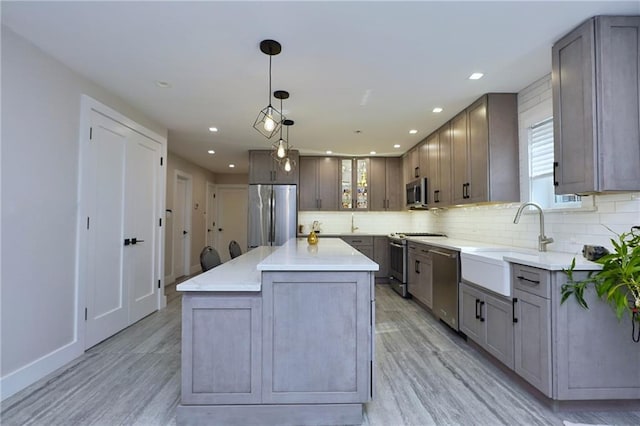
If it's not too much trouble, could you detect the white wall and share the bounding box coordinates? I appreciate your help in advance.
[0,26,167,399]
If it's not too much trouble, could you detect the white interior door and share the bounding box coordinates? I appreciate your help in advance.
[126,132,161,324]
[85,112,129,348]
[173,175,191,278]
[205,182,216,248]
[215,186,248,262]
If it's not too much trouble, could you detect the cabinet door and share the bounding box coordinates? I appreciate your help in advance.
[426,132,439,207]
[410,147,421,179]
[437,123,452,207]
[373,236,389,279]
[467,96,489,203]
[484,293,514,370]
[596,16,640,191]
[414,252,432,309]
[451,111,468,204]
[262,271,371,404]
[299,157,319,211]
[513,289,552,397]
[385,157,403,210]
[182,294,262,404]
[369,157,387,211]
[407,246,421,300]
[419,140,429,180]
[316,157,339,210]
[552,18,596,194]
[459,282,484,343]
[249,150,276,184]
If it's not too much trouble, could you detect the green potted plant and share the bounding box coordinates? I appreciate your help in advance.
[561,226,640,342]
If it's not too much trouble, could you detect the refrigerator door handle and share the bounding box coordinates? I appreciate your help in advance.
[270,190,276,244]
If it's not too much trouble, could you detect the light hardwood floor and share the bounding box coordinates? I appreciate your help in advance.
[2,283,639,425]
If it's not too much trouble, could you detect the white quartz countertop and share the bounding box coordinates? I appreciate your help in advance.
[177,246,277,292]
[257,238,379,271]
[404,236,601,271]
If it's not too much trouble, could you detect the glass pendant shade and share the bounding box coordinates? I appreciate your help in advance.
[276,139,286,158]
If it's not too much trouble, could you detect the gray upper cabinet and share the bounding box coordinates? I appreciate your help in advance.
[426,124,452,207]
[299,157,339,211]
[370,157,402,211]
[249,150,299,185]
[451,94,519,205]
[552,16,640,194]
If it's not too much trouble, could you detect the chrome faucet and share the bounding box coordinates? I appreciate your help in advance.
[351,213,359,233]
[513,202,554,252]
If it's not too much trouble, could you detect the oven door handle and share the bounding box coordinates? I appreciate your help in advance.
[390,242,405,249]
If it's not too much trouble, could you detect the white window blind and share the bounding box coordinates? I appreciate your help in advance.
[529,118,554,178]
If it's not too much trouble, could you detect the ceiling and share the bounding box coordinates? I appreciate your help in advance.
[3,1,639,174]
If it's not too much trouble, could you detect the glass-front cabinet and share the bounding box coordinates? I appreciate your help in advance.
[341,158,369,210]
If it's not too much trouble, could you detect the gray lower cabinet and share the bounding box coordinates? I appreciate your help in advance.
[341,235,374,260]
[261,271,372,403]
[459,282,514,369]
[181,294,262,405]
[407,243,432,308]
[513,288,552,397]
[552,16,640,194]
[373,236,389,281]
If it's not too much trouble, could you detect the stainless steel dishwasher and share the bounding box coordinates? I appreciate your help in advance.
[430,247,460,330]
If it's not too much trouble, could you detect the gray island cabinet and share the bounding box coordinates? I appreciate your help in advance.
[176,239,378,426]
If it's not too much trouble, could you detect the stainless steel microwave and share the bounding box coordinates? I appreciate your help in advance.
[406,177,427,208]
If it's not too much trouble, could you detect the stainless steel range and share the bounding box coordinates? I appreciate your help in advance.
[388,232,446,297]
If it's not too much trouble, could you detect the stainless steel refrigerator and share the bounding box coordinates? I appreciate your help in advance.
[248,185,297,248]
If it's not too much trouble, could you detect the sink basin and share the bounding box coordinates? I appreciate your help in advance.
[460,248,538,297]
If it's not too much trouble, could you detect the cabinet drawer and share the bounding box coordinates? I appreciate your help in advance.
[512,264,550,299]
[341,236,373,246]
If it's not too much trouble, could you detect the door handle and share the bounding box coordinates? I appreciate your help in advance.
[475,299,480,319]
[479,301,485,322]
[512,298,518,323]
[131,238,144,245]
[218,228,224,232]
[553,161,559,187]
[415,260,420,274]
[124,238,130,246]
[434,190,440,203]
[183,230,188,235]
[207,229,212,232]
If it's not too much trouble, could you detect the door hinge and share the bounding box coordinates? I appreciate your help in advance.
[160,157,163,166]
[158,280,161,289]
[87,217,90,229]
[159,218,162,227]
[89,127,93,140]
[84,308,88,321]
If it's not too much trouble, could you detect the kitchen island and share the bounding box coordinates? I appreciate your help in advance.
[176,238,378,426]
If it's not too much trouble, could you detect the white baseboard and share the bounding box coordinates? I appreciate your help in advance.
[1,340,83,401]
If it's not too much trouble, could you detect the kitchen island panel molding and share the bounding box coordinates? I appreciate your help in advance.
[262,271,372,404]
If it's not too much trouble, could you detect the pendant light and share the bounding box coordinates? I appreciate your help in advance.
[282,119,296,173]
[271,90,289,160]
[253,40,283,139]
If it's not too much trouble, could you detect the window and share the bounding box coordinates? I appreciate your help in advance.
[528,117,581,209]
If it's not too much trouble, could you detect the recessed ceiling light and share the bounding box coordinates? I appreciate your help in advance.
[228,164,235,168]
[326,150,333,154]
[432,107,443,113]
[207,150,215,155]
[208,127,218,132]
[409,129,418,134]
[155,80,171,88]
[468,72,484,80]
[370,151,377,155]
[393,144,401,149]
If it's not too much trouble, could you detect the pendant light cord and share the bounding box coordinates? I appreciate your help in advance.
[268,55,272,105]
